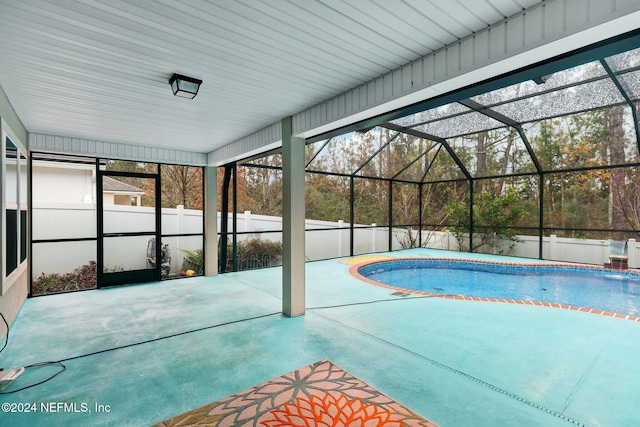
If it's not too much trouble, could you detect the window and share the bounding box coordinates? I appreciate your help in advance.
[3,137,27,279]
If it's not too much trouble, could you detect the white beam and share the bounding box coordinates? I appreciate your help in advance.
[281,116,305,317]
[29,133,207,166]
[208,122,281,166]
[204,166,218,276]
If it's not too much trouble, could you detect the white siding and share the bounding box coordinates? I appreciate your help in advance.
[29,133,207,166]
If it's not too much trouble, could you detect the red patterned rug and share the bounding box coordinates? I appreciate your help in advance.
[153,359,437,426]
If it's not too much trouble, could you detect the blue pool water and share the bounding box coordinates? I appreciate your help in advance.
[359,259,640,316]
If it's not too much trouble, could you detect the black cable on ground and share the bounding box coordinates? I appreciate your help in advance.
[0,312,9,354]
[33,298,434,368]
[0,295,433,384]
[307,295,436,310]
[1,312,67,394]
[0,362,67,394]
[52,297,435,366]
[0,311,281,394]
[56,311,281,364]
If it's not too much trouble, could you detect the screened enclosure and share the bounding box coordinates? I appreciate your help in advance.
[30,154,204,296]
[218,37,640,272]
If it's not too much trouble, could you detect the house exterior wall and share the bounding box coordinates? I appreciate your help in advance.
[29,162,145,206]
[102,193,115,205]
[32,165,94,204]
[113,194,137,206]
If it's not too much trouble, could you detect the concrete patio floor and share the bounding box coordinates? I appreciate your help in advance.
[1,248,639,426]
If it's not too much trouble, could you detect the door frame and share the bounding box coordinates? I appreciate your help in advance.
[96,169,161,287]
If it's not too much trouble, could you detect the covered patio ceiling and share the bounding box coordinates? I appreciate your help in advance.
[0,0,559,155]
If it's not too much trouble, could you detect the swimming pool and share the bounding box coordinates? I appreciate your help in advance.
[355,258,640,317]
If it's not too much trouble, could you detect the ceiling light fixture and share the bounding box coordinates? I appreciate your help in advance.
[169,73,202,99]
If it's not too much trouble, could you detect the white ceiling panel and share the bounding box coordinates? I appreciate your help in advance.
[0,0,544,154]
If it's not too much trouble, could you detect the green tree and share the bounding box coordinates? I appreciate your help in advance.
[239,154,283,216]
[445,185,528,253]
[305,173,349,222]
[161,165,202,209]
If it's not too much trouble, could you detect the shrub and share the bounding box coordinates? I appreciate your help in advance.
[32,261,97,295]
[220,236,283,270]
[445,186,528,254]
[238,237,283,260]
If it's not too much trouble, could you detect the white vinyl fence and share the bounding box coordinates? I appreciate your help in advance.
[32,203,204,277]
[420,230,640,268]
[31,205,640,278]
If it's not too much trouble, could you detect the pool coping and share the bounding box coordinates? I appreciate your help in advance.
[348,257,640,323]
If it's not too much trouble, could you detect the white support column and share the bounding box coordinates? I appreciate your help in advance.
[282,117,305,317]
[204,166,218,276]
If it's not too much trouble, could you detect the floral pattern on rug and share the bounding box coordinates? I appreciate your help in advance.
[153,359,437,427]
[261,393,403,427]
